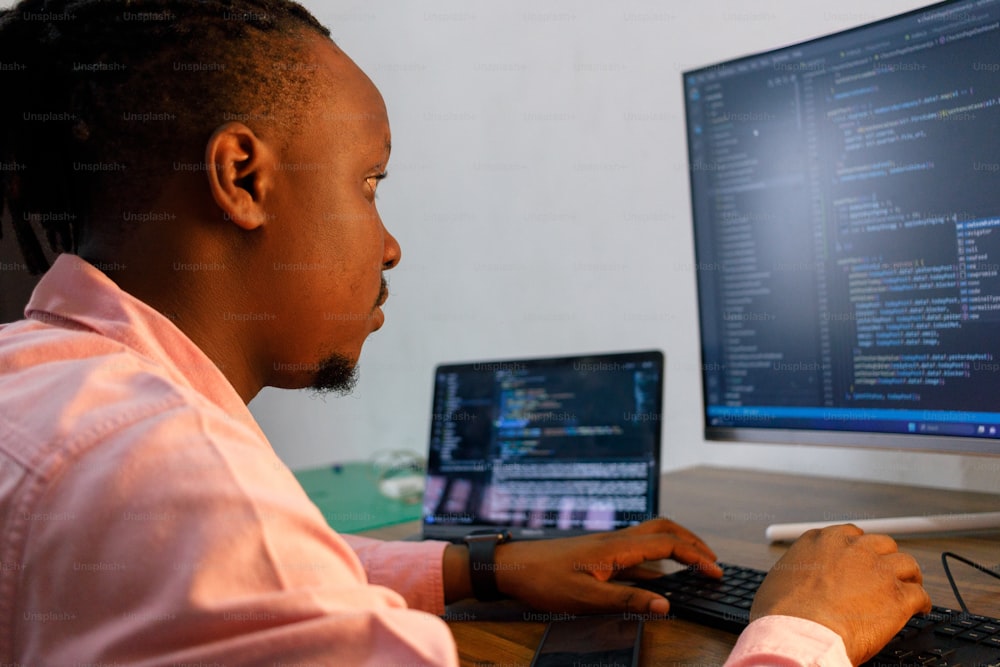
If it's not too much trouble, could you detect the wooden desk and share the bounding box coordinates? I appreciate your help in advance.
[364,466,1000,667]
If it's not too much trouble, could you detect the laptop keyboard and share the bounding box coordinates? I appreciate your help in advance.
[636,562,1000,667]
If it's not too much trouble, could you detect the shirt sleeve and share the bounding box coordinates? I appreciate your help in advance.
[342,534,449,614]
[13,395,459,667]
[724,616,853,667]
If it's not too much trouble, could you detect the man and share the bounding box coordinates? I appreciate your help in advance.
[0,1,930,665]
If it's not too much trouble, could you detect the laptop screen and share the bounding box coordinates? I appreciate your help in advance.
[422,350,663,540]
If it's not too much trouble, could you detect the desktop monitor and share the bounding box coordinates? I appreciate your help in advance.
[684,0,1000,457]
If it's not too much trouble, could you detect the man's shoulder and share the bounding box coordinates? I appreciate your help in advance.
[0,319,244,473]
[0,316,145,372]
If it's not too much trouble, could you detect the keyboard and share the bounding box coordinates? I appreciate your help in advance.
[636,562,1000,667]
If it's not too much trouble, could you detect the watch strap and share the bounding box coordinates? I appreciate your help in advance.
[464,530,510,601]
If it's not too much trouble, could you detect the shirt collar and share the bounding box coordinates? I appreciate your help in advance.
[24,253,261,435]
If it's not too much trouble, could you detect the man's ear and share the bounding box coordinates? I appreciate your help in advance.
[204,122,276,231]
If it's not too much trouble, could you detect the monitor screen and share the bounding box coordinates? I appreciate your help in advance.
[685,0,1000,455]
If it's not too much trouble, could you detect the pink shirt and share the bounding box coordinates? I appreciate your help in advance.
[0,254,456,665]
[730,616,851,667]
[0,254,850,666]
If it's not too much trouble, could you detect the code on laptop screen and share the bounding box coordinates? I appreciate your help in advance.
[423,351,663,533]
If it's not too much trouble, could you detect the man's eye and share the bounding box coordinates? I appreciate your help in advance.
[367,172,388,195]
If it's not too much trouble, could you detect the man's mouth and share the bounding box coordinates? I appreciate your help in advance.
[375,276,389,308]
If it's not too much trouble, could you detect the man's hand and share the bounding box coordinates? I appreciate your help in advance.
[750,524,932,665]
[485,519,722,615]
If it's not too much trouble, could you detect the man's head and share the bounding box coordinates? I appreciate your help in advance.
[0,0,400,400]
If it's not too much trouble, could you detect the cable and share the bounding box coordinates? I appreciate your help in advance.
[941,551,1000,615]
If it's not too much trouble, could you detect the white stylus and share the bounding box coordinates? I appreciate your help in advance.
[765,511,1000,542]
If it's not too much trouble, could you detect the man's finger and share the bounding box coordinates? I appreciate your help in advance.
[885,552,923,584]
[575,578,671,616]
[615,564,673,581]
[629,519,718,560]
[663,540,723,577]
[852,532,899,555]
[898,579,933,616]
[614,533,721,578]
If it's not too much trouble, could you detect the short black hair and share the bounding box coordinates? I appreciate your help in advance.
[0,0,332,274]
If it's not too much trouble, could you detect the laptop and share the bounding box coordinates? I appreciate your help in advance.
[420,350,664,542]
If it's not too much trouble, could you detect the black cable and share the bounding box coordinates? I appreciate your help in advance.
[941,551,1000,615]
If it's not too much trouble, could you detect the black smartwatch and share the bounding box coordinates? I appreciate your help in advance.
[463,529,512,601]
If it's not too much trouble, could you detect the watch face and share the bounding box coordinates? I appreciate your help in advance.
[465,529,510,543]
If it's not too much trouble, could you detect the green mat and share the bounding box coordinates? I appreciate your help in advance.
[294,462,423,533]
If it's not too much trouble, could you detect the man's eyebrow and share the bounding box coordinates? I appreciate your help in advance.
[370,137,391,174]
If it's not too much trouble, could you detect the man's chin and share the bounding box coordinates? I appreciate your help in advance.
[309,352,359,396]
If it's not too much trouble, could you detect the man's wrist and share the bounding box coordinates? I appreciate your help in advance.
[463,529,512,601]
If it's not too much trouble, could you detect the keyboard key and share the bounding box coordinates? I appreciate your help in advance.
[957,630,987,642]
[929,609,957,622]
[872,649,919,667]
[935,626,963,637]
[870,657,903,667]
[685,598,750,620]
